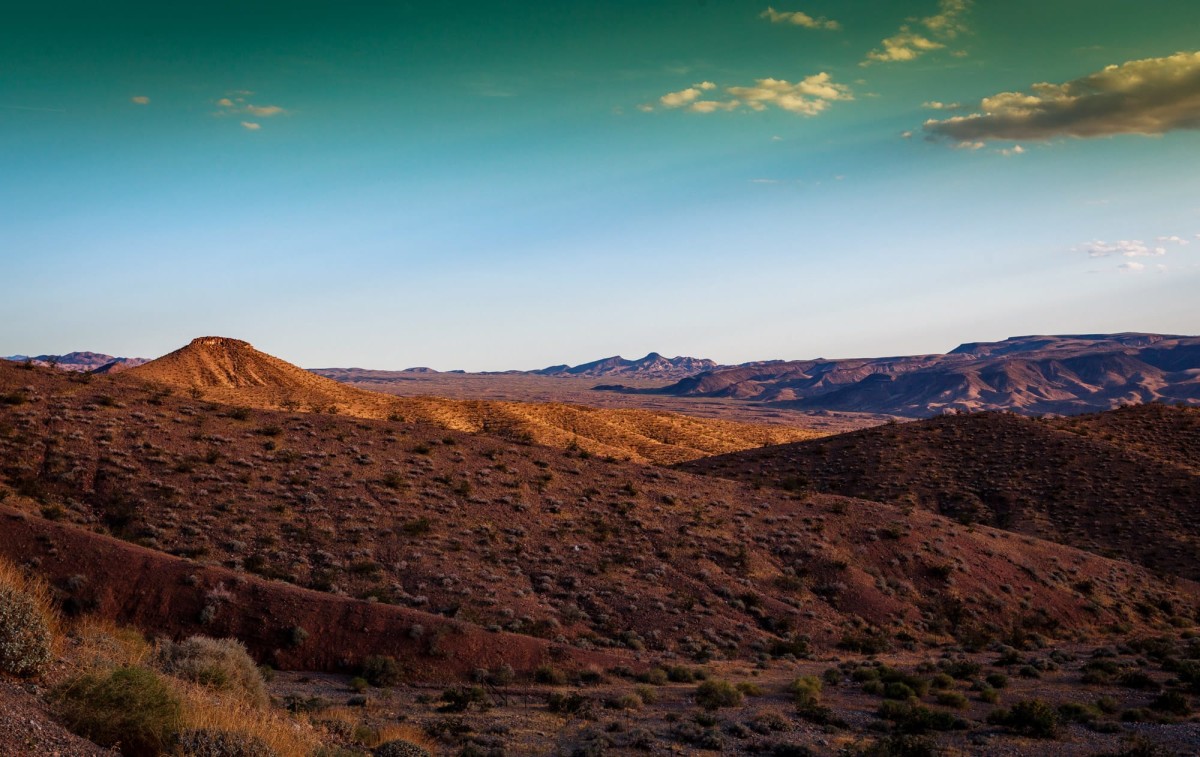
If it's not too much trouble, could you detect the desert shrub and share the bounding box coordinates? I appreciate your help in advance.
[935,691,968,709]
[547,691,593,717]
[361,655,403,687]
[987,699,1060,738]
[374,740,433,757]
[695,679,743,710]
[54,666,182,757]
[1149,690,1191,715]
[177,728,277,757]
[878,700,965,734]
[154,636,268,707]
[439,686,490,712]
[985,672,1009,689]
[534,664,568,685]
[637,667,668,685]
[0,557,55,677]
[1057,702,1098,723]
[634,685,658,705]
[853,734,937,757]
[788,676,822,708]
[666,665,699,683]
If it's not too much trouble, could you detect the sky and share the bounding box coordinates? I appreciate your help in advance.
[2,1,1199,370]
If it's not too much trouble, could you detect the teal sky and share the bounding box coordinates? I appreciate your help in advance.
[3,1,1199,369]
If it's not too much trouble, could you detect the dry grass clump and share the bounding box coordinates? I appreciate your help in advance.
[70,616,152,670]
[176,682,317,756]
[0,556,57,677]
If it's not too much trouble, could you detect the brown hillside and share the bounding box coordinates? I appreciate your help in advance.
[123,337,818,463]
[2,361,1197,665]
[678,406,1200,580]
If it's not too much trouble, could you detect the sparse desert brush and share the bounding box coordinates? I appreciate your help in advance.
[0,555,57,677]
[154,635,270,708]
[54,665,183,757]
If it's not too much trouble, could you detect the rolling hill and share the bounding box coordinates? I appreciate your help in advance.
[121,337,817,464]
[678,404,1200,580]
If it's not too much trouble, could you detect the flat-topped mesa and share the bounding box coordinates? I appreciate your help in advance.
[189,336,254,351]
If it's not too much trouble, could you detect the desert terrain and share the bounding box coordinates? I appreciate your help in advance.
[1,338,1198,755]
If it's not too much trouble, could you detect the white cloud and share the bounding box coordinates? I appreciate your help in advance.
[924,51,1200,142]
[659,82,716,108]
[922,101,961,110]
[999,145,1025,156]
[653,74,851,116]
[863,0,970,65]
[240,121,261,131]
[216,98,234,107]
[1156,235,1189,245]
[130,96,150,105]
[1077,240,1166,258]
[1119,261,1146,272]
[760,6,840,30]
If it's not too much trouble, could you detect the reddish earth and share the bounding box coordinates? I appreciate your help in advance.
[0,506,627,680]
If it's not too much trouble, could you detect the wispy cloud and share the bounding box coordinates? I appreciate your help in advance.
[760,6,840,31]
[130,96,150,105]
[863,0,970,65]
[922,100,962,110]
[924,51,1200,143]
[653,74,851,116]
[215,94,287,125]
[1077,240,1167,258]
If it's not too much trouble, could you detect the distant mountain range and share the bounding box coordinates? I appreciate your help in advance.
[2,351,148,373]
[606,333,1200,417]
[312,351,724,381]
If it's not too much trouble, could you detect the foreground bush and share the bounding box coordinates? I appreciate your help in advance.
[0,557,55,677]
[155,636,269,707]
[54,666,183,757]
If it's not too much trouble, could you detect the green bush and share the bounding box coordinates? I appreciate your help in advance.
[54,666,182,757]
[154,636,268,708]
[361,655,403,687]
[694,679,743,710]
[0,569,54,678]
[987,699,1060,738]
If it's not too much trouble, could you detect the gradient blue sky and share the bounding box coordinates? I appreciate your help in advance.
[3,1,1199,370]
